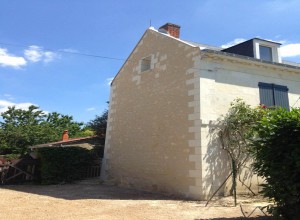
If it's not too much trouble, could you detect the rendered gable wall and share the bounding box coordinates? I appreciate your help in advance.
[101,28,205,199]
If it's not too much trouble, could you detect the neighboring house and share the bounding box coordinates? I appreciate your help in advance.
[29,131,105,160]
[101,23,300,200]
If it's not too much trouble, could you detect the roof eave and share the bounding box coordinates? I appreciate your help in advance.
[202,49,300,72]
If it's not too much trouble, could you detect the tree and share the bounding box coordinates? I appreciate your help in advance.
[0,105,90,155]
[251,108,300,219]
[42,112,86,140]
[0,106,46,155]
[210,99,262,206]
[87,109,108,136]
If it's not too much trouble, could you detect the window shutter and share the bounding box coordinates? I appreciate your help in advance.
[258,82,274,107]
[274,85,289,110]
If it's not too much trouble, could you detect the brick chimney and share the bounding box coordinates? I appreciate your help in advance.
[62,130,69,141]
[159,23,181,38]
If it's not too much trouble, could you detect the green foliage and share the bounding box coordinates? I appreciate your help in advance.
[251,108,300,219]
[38,147,93,184]
[0,105,90,155]
[0,153,21,161]
[218,99,260,161]
[216,99,263,203]
[88,109,108,136]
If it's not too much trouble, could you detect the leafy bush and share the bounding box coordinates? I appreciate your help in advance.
[0,153,21,161]
[251,108,300,219]
[38,147,92,184]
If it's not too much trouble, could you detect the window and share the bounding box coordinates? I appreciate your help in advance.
[259,45,272,61]
[141,56,152,72]
[258,82,289,110]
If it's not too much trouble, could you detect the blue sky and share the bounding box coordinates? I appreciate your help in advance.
[1,0,300,123]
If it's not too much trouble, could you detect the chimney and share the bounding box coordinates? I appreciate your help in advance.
[62,130,69,141]
[159,23,181,38]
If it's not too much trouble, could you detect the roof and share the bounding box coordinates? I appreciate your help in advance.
[184,40,222,51]
[29,136,100,149]
[111,27,300,86]
[252,37,282,45]
[202,49,300,71]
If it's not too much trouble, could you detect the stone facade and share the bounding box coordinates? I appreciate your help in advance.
[101,27,300,200]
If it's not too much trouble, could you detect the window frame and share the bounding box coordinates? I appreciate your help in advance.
[140,55,153,72]
[259,45,273,62]
[258,82,289,110]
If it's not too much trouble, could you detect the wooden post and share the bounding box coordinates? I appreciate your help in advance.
[232,159,237,207]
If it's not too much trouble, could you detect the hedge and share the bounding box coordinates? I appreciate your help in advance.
[251,108,300,219]
[38,147,92,184]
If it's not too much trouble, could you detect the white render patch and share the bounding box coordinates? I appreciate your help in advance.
[132,53,168,83]
[160,54,167,61]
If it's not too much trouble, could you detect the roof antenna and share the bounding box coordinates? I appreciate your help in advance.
[149,19,152,27]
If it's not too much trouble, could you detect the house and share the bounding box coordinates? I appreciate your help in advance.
[29,131,105,160]
[101,23,300,200]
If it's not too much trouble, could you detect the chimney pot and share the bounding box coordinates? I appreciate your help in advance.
[62,130,69,141]
[159,23,181,38]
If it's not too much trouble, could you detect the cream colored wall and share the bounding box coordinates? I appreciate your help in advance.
[198,54,300,197]
[102,28,300,200]
[102,28,203,198]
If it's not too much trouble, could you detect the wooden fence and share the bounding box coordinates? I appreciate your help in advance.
[0,157,39,185]
[1,158,101,185]
[83,165,102,179]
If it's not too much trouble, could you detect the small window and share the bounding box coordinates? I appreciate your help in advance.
[259,45,272,61]
[258,82,289,110]
[141,56,152,72]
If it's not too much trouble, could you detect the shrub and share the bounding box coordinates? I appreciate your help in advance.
[251,108,300,219]
[38,147,92,184]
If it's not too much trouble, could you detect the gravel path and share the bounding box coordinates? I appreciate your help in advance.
[0,179,271,220]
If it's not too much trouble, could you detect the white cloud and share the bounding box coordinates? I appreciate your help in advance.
[24,45,43,62]
[221,38,246,49]
[0,48,27,68]
[24,45,58,63]
[86,107,96,112]
[60,48,79,53]
[106,77,114,86]
[0,99,36,114]
[44,51,57,62]
[0,45,60,69]
[280,44,300,58]
[3,94,14,100]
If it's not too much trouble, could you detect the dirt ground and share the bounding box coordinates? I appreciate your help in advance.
[0,179,272,220]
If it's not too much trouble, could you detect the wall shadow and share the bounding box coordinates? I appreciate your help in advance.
[202,120,231,198]
[202,120,259,199]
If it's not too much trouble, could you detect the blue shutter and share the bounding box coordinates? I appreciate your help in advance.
[274,85,289,110]
[258,82,274,107]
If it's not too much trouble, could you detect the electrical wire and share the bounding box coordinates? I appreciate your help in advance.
[1,41,300,85]
[0,42,128,62]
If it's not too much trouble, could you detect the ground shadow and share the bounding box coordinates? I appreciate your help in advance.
[195,217,271,220]
[0,179,180,201]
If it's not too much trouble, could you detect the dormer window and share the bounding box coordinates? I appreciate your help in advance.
[222,38,282,63]
[259,45,272,62]
[254,39,281,63]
